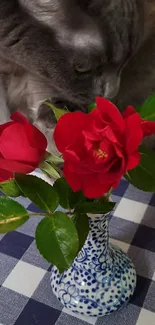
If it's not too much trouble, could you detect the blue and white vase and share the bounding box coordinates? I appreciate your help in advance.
[51,213,136,317]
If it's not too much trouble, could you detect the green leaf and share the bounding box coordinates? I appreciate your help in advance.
[68,190,85,209]
[15,174,59,212]
[135,105,141,113]
[0,179,22,197]
[45,102,67,121]
[53,178,70,209]
[0,196,29,233]
[36,212,79,273]
[139,93,155,121]
[53,178,85,209]
[125,145,155,192]
[72,213,89,251]
[88,103,96,112]
[45,152,64,164]
[75,201,115,214]
[40,161,61,179]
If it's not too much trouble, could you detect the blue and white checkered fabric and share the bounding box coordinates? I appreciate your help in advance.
[0,170,155,325]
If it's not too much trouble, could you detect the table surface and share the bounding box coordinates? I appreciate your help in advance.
[0,170,155,325]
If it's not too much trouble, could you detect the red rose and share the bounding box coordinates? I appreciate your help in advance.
[0,112,47,182]
[54,97,145,198]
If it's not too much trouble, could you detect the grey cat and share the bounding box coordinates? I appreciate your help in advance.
[0,0,154,152]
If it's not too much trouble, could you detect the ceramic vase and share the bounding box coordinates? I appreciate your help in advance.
[51,213,136,317]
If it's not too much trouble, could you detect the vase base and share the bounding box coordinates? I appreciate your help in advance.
[51,245,136,317]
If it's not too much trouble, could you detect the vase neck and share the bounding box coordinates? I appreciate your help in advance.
[74,214,110,267]
[89,214,109,248]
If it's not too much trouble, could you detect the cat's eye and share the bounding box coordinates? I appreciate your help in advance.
[74,63,92,74]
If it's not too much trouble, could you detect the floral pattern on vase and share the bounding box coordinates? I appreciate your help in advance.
[51,214,136,317]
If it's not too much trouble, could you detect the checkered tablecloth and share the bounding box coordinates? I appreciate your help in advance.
[0,170,155,325]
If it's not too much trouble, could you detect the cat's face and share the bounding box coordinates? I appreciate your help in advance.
[18,0,144,114]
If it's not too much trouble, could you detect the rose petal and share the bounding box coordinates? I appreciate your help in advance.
[101,161,124,182]
[141,120,155,137]
[54,111,88,153]
[125,113,143,153]
[11,112,47,150]
[112,177,122,189]
[0,157,36,174]
[96,97,125,132]
[126,152,141,170]
[63,162,82,192]
[82,174,112,198]
[24,121,47,151]
[0,123,29,154]
[0,124,45,164]
[11,112,28,123]
[63,150,80,163]
[123,106,135,118]
[0,121,13,135]
[0,169,13,182]
[104,126,120,144]
[82,129,101,142]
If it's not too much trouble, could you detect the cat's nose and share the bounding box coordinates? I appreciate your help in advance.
[104,76,121,99]
[94,72,121,100]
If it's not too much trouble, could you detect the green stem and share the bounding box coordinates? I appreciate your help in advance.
[45,101,69,113]
[106,187,113,200]
[28,211,73,218]
[44,101,58,111]
[96,188,113,204]
[28,212,50,217]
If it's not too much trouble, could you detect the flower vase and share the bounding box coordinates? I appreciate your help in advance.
[51,214,136,317]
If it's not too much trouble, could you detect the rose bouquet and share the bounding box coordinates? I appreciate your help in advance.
[0,96,155,273]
